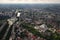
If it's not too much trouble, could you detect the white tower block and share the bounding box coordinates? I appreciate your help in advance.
[17,12,21,17]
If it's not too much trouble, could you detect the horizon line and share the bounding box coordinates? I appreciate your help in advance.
[0,3,60,4]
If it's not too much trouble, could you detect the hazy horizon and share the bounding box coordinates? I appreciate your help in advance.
[0,0,60,4]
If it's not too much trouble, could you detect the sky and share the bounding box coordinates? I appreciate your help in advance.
[0,0,60,4]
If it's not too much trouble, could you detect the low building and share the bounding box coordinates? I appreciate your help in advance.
[34,24,48,32]
[7,17,17,25]
[48,28,56,33]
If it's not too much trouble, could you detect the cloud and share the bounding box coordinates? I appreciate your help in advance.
[0,0,60,4]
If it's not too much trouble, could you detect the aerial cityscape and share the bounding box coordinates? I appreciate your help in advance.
[0,4,60,40]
